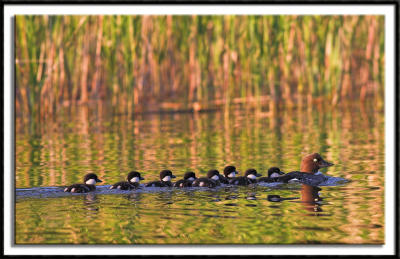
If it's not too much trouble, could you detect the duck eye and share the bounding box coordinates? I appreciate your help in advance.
[313,158,318,162]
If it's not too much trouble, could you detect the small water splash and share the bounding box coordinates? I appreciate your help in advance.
[318,176,350,186]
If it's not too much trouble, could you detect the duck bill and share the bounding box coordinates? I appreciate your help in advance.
[171,175,176,178]
[279,171,285,175]
[140,177,145,180]
[256,173,262,177]
[96,179,103,183]
[319,159,334,168]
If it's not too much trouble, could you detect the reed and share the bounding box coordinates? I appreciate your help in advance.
[15,15,385,121]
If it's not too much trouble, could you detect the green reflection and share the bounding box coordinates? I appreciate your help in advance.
[15,104,384,244]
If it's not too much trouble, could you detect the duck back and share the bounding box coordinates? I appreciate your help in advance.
[173,179,193,187]
[192,178,219,187]
[64,183,95,193]
[145,181,172,187]
[110,181,139,190]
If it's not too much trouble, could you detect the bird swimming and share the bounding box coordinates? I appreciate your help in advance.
[173,171,197,187]
[64,173,102,193]
[110,171,144,190]
[192,169,221,187]
[145,170,176,187]
[229,168,261,185]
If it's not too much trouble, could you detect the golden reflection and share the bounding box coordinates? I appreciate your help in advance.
[300,184,323,213]
[15,103,384,244]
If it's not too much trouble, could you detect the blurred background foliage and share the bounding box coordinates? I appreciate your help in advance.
[15,15,384,122]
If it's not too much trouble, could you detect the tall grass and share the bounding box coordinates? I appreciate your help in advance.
[15,15,384,121]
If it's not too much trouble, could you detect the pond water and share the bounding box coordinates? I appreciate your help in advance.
[15,103,384,244]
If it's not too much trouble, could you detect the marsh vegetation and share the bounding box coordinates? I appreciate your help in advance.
[15,15,384,125]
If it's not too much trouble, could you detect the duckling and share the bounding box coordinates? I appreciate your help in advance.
[145,170,176,187]
[64,173,102,193]
[257,167,285,183]
[220,165,238,184]
[192,169,221,187]
[110,171,144,190]
[230,168,261,185]
[173,171,197,187]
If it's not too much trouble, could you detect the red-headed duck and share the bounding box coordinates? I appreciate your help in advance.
[300,153,334,174]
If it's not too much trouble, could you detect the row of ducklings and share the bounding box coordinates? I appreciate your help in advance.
[143,166,287,188]
[64,153,334,193]
[64,166,287,193]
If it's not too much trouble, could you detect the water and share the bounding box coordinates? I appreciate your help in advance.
[15,104,384,244]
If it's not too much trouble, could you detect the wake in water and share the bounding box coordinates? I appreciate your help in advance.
[288,171,348,186]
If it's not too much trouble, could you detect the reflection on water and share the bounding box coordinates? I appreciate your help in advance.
[301,185,323,213]
[15,103,384,244]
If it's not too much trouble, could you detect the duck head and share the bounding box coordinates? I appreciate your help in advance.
[245,169,262,180]
[223,165,238,178]
[207,169,221,181]
[84,173,102,185]
[183,171,197,181]
[160,170,176,182]
[300,153,334,174]
[267,167,285,178]
[127,171,144,183]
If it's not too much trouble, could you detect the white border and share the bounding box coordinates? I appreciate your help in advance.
[4,4,396,256]
[1,4,396,15]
